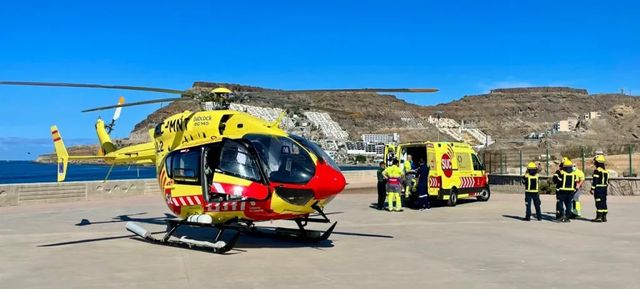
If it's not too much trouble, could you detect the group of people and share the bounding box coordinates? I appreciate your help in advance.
[376,155,430,212]
[522,155,610,223]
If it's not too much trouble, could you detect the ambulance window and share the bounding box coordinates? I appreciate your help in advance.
[427,150,435,170]
[458,152,472,171]
[170,149,201,184]
[472,153,485,171]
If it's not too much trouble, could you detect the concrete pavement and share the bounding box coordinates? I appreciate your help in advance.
[1,192,639,289]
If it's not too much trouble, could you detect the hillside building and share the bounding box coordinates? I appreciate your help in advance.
[361,133,399,144]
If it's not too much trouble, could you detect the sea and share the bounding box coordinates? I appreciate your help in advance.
[0,161,375,185]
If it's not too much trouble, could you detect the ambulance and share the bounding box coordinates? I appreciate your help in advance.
[384,141,490,206]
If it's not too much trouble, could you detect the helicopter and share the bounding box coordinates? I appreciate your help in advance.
[1,81,438,253]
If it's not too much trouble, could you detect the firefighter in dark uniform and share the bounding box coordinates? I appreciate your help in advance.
[553,159,577,222]
[591,155,610,222]
[522,162,541,221]
[415,158,430,210]
[376,161,387,210]
[552,158,568,219]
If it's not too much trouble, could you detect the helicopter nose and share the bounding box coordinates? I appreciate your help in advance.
[313,163,346,199]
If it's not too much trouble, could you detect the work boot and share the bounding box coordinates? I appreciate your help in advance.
[602,212,608,222]
[592,212,603,223]
[536,217,542,221]
[523,216,531,221]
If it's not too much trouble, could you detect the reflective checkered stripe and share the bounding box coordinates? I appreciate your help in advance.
[170,195,204,207]
[429,176,441,188]
[459,176,486,188]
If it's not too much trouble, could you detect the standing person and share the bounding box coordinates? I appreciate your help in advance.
[403,154,416,199]
[522,162,542,221]
[591,155,610,222]
[383,159,404,212]
[376,161,387,210]
[554,159,577,223]
[415,158,430,210]
[552,160,565,219]
[571,164,585,218]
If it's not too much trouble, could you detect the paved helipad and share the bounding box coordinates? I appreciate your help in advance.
[1,191,639,289]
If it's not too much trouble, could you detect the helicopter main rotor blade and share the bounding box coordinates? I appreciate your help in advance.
[280,88,439,93]
[82,97,185,112]
[0,81,188,95]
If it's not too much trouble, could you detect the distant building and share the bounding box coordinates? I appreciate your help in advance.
[361,133,399,144]
[583,111,601,120]
[554,117,578,132]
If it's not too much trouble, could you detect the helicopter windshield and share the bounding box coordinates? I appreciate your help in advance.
[244,134,315,184]
[289,134,341,172]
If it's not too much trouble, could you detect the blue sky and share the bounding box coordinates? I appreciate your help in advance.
[0,0,638,160]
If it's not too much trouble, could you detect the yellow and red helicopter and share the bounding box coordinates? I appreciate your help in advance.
[1,81,437,253]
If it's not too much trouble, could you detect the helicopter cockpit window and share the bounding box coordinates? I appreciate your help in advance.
[290,134,341,172]
[244,134,315,184]
[217,141,262,182]
[170,149,201,184]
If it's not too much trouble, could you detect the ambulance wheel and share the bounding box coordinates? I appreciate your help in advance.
[477,188,490,202]
[447,190,458,207]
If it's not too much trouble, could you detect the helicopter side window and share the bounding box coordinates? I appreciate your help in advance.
[168,149,201,184]
[217,141,262,182]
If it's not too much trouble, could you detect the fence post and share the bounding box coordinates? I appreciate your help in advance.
[500,152,504,174]
[629,144,634,177]
[545,147,550,176]
[489,152,493,174]
[505,154,508,174]
[519,150,523,175]
[581,147,585,173]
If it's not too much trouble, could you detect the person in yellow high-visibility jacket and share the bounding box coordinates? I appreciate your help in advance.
[570,164,585,218]
[403,154,416,199]
[383,159,404,212]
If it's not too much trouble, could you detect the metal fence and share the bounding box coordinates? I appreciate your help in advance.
[481,144,639,177]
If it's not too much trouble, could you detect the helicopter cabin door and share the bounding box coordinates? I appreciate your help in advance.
[202,139,269,202]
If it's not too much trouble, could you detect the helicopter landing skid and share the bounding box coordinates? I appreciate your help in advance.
[125,220,239,254]
[238,221,337,243]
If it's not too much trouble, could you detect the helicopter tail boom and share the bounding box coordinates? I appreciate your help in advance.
[95,119,117,154]
[50,126,69,182]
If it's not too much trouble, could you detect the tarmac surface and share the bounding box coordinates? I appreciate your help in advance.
[1,191,639,289]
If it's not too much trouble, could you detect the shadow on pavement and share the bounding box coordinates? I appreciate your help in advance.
[75,212,176,226]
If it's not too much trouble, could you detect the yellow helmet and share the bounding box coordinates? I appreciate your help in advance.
[527,162,537,169]
[561,157,569,163]
[212,87,232,94]
[595,155,605,164]
[563,159,573,167]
